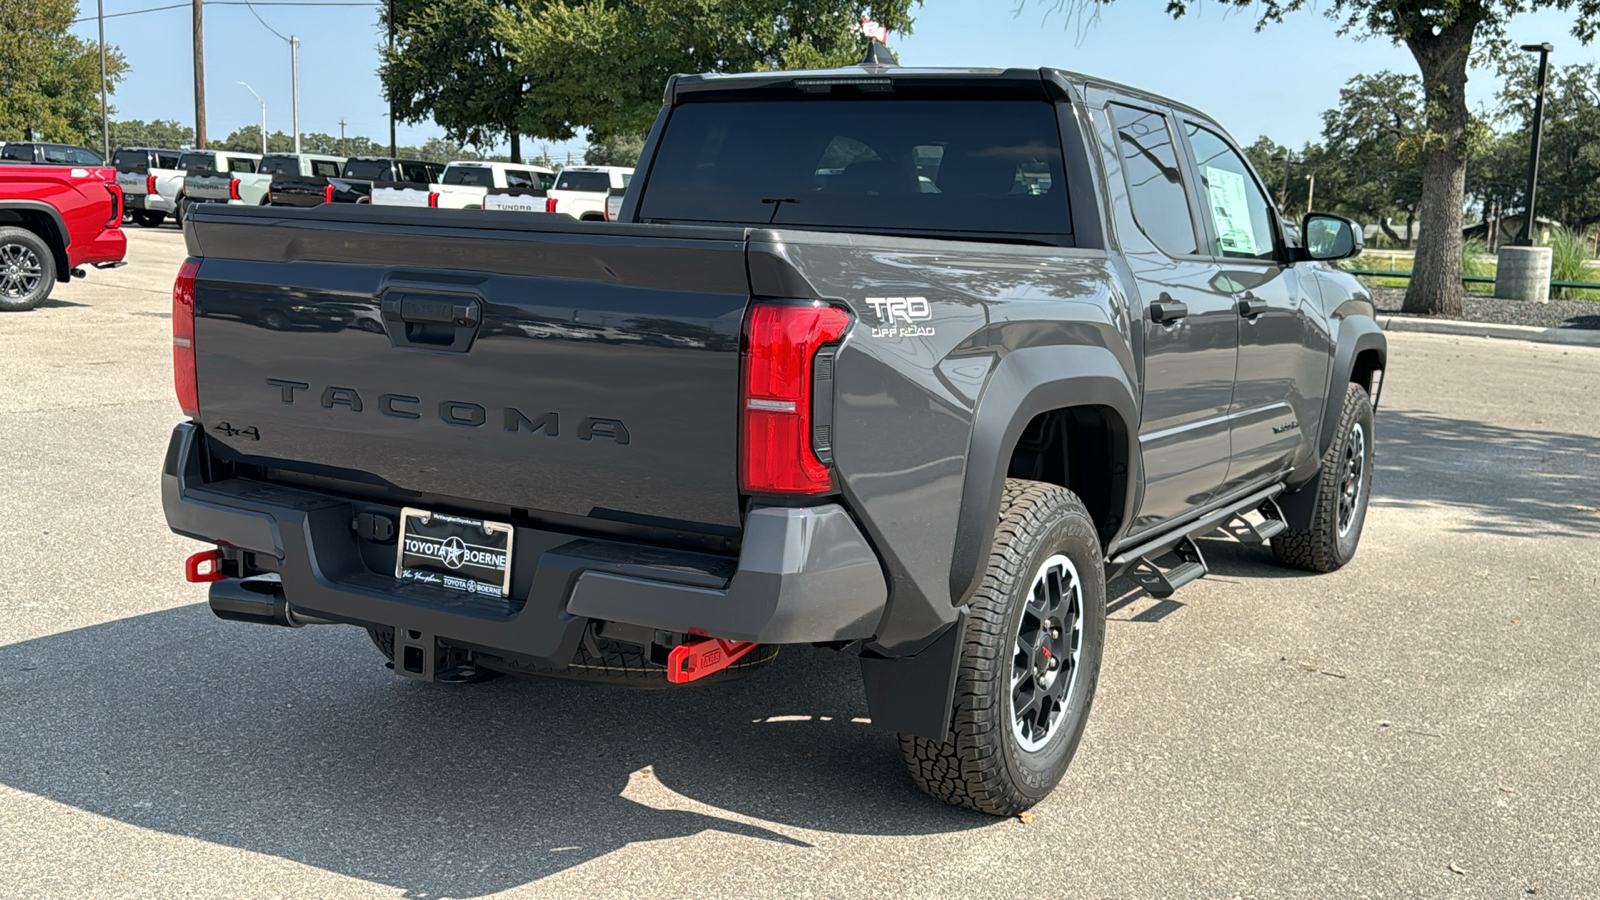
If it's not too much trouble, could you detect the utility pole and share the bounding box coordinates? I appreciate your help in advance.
[1305,172,1315,214]
[290,36,301,155]
[192,0,206,148]
[1516,42,1554,246]
[98,0,109,160]
[1278,152,1290,211]
[387,0,397,157]
[338,118,347,157]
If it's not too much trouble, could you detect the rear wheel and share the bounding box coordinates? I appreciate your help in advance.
[0,227,56,312]
[1271,382,1375,573]
[899,479,1106,816]
[134,211,167,227]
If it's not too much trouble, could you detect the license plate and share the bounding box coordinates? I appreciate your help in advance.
[395,508,514,597]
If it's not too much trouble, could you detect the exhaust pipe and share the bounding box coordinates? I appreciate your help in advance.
[208,576,334,627]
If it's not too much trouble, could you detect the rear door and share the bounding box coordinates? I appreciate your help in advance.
[1176,119,1330,493]
[190,213,752,532]
[1092,95,1237,533]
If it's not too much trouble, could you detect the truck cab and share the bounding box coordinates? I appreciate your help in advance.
[547,165,632,220]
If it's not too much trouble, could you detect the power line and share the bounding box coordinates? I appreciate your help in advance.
[242,0,289,41]
[73,1,378,24]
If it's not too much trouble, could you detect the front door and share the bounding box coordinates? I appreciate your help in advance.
[1095,98,1239,534]
[1179,121,1332,494]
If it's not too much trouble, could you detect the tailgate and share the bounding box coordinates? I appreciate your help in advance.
[186,208,751,532]
[116,170,147,196]
[186,173,231,199]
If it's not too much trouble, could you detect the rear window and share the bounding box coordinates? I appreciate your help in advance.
[178,152,214,171]
[443,166,493,186]
[113,149,148,170]
[1,144,31,161]
[259,155,299,175]
[157,152,181,168]
[343,160,392,181]
[555,170,611,193]
[638,99,1070,236]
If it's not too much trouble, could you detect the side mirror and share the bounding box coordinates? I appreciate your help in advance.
[1300,212,1363,261]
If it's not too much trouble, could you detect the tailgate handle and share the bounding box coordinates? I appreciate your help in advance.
[379,292,482,352]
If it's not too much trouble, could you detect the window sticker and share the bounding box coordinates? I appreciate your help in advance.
[1202,166,1258,256]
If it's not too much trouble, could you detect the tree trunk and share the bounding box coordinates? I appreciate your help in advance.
[1404,209,1415,249]
[1401,16,1476,317]
[1380,217,1403,247]
[510,129,521,164]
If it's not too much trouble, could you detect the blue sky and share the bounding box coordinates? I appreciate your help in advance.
[73,1,1596,158]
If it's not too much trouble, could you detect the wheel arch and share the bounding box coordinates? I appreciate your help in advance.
[1320,316,1386,457]
[0,200,71,280]
[948,344,1140,609]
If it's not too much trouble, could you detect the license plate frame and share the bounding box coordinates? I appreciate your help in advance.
[394,507,514,598]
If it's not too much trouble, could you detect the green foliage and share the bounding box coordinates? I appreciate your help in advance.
[0,0,127,146]
[1545,225,1596,297]
[584,132,645,167]
[1460,237,1494,279]
[110,118,193,150]
[220,127,299,154]
[381,0,536,159]
[497,1,920,141]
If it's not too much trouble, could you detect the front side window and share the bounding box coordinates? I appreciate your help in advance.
[1107,103,1199,257]
[157,152,181,168]
[73,147,104,165]
[1184,123,1278,261]
[398,162,432,184]
[639,98,1070,236]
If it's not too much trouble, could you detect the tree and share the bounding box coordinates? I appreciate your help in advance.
[220,127,298,154]
[497,1,919,141]
[1494,59,1600,230]
[0,0,127,146]
[585,132,645,167]
[1316,72,1428,248]
[109,118,195,150]
[381,0,538,161]
[1038,0,1600,317]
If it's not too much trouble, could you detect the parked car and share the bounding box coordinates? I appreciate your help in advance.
[267,157,441,207]
[163,47,1385,817]
[0,163,126,310]
[187,152,345,208]
[179,151,264,216]
[0,142,105,167]
[376,160,554,210]
[547,165,632,220]
[111,146,184,227]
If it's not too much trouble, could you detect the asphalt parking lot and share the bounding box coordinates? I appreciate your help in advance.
[1,226,1597,899]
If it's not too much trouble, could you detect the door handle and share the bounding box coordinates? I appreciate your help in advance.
[379,292,482,352]
[1238,294,1270,318]
[1150,295,1188,325]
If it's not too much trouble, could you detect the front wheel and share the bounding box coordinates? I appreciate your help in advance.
[1271,382,1376,572]
[899,479,1106,816]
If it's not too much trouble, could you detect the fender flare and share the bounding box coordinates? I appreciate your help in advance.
[948,344,1140,608]
[0,199,71,278]
[1318,316,1387,457]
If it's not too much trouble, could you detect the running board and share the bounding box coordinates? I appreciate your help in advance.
[1220,497,1288,545]
[1127,537,1207,599]
[1111,484,1286,569]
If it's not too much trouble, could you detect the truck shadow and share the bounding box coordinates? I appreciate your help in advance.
[0,608,986,898]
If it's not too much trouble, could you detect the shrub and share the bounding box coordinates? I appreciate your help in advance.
[1545,226,1596,299]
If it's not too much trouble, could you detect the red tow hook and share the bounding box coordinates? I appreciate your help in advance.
[666,637,758,684]
[184,549,226,583]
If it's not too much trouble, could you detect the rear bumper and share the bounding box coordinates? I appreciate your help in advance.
[161,423,888,662]
[70,228,126,269]
[131,192,175,213]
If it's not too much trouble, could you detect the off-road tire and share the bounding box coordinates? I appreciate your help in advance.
[1272,382,1376,572]
[366,626,779,688]
[0,227,57,312]
[899,479,1106,816]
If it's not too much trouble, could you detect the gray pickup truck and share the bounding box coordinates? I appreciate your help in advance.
[163,46,1385,816]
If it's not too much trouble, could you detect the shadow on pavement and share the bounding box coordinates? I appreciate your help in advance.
[1371,408,1600,538]
[0,607,986,898]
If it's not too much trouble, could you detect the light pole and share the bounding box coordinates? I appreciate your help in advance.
[238,81,266,154]
[290,36,301,155]
[1305,172,1316,214]
[1516,42,1554,246]
[97,0,109,161]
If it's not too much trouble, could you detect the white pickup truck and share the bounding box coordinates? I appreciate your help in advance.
[372,160,555,211]
[111,146,184,227]
[548,165,633,220]
[186,152,346,207]
[157,150,261,224]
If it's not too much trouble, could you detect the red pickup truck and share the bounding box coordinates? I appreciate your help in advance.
[0,164,128,310]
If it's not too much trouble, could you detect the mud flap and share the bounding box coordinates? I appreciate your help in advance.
[859,611,966,739]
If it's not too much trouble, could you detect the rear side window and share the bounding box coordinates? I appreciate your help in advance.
[43,145,74,164]
[444,166,493,186]
[638,99,1070,237]
[1,144,31,161]
[228,157,257,174]
[504,169,536,189]
[157,152,181,168]
[555,170,611,192]
[1107,103,1199,257]
[311,159,340,178]
[399,162,432,184]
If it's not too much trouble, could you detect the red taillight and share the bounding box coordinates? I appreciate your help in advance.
[323,184,335,204]
[545,197,557,214]
[173,257,202,418]
[146,174,157,194]
[428,191,439,208]
[739,303,851,495]
[228,178,241,200]
[104,183,123,228]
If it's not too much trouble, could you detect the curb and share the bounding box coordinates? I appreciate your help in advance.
[1375,315,1600,348]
